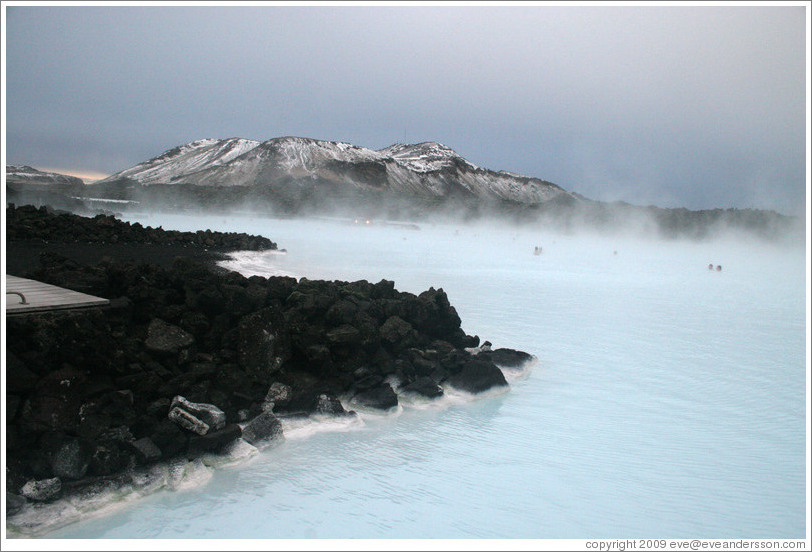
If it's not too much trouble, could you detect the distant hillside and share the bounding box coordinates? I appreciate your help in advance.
[5,165,90,212]
[6,165,85,187]
[95,136,574,205]
[6,137,801,242]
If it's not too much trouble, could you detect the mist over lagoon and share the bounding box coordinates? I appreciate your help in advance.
[26,210,805,539]
[4,3,808,544]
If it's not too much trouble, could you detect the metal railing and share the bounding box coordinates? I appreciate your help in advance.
[7,291,28,304]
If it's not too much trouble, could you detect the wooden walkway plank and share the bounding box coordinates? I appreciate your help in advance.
[5,275,110,314]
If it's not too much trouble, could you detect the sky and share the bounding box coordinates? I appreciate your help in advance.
[3,2,809,216]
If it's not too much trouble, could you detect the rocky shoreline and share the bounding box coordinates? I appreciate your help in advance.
[5,205,534,530]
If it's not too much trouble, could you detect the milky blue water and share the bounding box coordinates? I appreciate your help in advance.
[26,213,808,539]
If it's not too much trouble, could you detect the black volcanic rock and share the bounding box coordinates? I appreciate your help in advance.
[145,318,195,356]
[188,424,242,455]
[478,348,535,368]
[446,357,508,394]
[400,376,444,399]
[129,437,162,464]
[50,438,92,480]
[4,205,532,507]
[5,204,277,251]
[352,383,399,411]
[241,411,284,445]
[380,315,418,352]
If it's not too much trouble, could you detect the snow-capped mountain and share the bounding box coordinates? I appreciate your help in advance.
[6,165,85,187]
[107,138,261,185]
[96,136,575,205]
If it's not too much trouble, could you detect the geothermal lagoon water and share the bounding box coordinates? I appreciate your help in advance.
[24,213,808,539]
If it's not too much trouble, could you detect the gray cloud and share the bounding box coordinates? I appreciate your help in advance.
[4,5,807,215]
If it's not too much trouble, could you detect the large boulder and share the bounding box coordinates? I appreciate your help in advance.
[50,438,91,480]
[19,477,62,502]
[149,419,190,458]
[130,437,162,464]
[168,406,210,435]
[324,299,359,326]
[445,357,508,394]
[395,287,462,340]
[281,387,347,416]
[237,307,290,381]
[241,411,284,446]
[285,285,337,321]
[144,318,195,356]
[400,376,444,399]
[314,393,349,416]
[352,383,399,411]
[477,348,534,368]
[263,381,292,412]
[88,441,132,476]
[379,316,418,352]
[188,423,242,454]
[170,395,226,432]
[326,324,362,345]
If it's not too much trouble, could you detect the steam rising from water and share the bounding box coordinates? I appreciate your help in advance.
[16,211,806,540]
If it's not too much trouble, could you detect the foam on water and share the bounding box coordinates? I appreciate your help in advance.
[199,439,259,468]
[27,213,806,540]
[8,367,527,538]
[278,412,367,441]
[7,448,240,537]
[498,357,537,384]
[219,249,294,278]
[7,460,210,538]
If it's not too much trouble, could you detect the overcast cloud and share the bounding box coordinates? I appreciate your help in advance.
[3,4,807,215]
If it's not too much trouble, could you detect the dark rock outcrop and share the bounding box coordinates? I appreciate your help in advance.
[50,438,91,480]
[5,204,532,506]
[446,358,508,394]
[5,203,277,251]
[478,348,535,368]
[169,395,226,433]
[400,376,444,399]
[145,319,195,356]
[352,383,399,411]
[241,411,284,446]
[19,478,62,502]
[130,437,162,464]
[188,424,242,455]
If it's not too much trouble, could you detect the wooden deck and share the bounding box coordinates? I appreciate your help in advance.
[5,275,109,315]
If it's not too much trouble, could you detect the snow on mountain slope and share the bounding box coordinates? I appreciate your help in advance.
[170,137,383,186]
[101,138,260,185]
[379,142,480,172]
[97,136,574,205]
[6,165,85,186]
[267,136,383,175]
